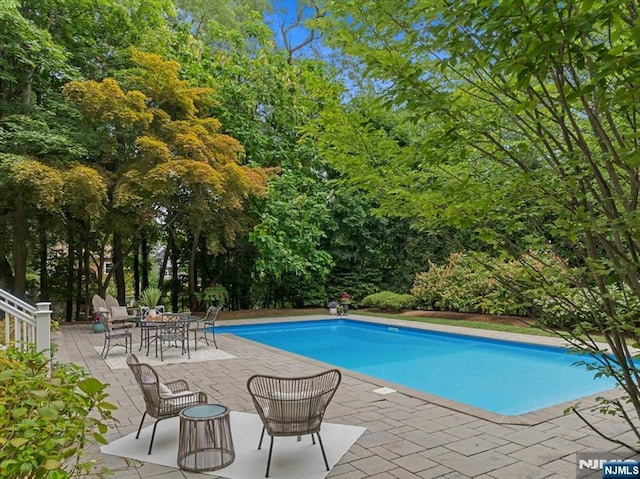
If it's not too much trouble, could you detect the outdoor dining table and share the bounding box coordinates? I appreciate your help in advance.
[126,312,201,357]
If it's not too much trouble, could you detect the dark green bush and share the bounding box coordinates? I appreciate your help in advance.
[361,291,417,311]
[0,346,116,478]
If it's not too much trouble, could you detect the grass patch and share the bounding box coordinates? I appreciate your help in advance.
[360,311,614,344]
[214,308,609,343]
[218,307,551,336]
[218,308,326,321]
[358,311,556,337]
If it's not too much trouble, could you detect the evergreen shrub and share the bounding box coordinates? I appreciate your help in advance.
[360,291,417,311]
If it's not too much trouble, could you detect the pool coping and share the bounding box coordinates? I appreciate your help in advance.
[216,313,623,426]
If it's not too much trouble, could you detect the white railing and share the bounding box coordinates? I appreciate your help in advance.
[0,288,51,357]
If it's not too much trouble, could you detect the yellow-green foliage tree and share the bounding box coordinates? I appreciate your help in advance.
[64,50,271,309]
[0,0,177,310]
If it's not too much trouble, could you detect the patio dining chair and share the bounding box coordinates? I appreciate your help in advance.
[126,354,208,454]
[192,305,221,350]
[155,312,191,361]
[247,369,342,477]
[97,311,132,359]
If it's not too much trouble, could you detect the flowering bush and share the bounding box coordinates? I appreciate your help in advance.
[411,250,570,316]
[411,253,496,313]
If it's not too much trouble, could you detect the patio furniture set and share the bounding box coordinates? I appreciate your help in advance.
[126,353,342,476]
[95,295,343,475]
[92,294,220,361]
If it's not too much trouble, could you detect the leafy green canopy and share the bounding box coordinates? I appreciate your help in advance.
[316,0,640,450]
[175,17,341,306]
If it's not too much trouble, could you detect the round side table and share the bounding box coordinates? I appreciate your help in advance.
[178,404,235,472]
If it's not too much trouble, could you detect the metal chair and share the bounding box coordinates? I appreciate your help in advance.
[97,311,132,359]
[155,312,191,361]
[126,354,208,454]
[247,369,342,477]
[192,305,221,350]
[137,306,168,356]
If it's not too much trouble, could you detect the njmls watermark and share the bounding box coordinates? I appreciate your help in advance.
[576,452,640,478]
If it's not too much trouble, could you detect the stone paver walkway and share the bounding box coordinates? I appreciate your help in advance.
[54,314,634,478]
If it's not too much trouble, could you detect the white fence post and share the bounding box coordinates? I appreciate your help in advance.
[35,302,52,358]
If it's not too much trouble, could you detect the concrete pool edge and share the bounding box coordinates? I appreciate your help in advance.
[216,313,623,426]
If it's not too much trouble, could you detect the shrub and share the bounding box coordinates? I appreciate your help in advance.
[411,250,574,316]
[196,284,229,309]
[411,253,496,313]
[361,291,417,311]
[0,346,116,478]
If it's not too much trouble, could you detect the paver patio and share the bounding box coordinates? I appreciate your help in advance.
[53,314,635,478]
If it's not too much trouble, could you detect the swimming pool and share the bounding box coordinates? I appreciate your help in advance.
[216,319,617,415]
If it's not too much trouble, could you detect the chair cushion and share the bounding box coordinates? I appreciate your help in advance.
[110,306,129,318]
[159,382,174,398]
[267,391,321,424]
[158,382,195,400]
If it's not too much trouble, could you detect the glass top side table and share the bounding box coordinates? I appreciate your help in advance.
[178,404,235,472]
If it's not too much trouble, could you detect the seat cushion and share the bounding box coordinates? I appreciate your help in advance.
[110,306,129,318]
[265,391,322,434]
[159,382,174,398]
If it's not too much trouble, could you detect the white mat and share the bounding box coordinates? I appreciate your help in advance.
[95,345,236,370]
[101,411,365,479]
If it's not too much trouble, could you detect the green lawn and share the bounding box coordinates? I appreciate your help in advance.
[358,311,555,337]
[220,308,555,337]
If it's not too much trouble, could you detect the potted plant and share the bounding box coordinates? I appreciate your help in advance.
[139,286,162,315]
[341,292,351,315]
[91,313,105,333]
[328,301,339,315]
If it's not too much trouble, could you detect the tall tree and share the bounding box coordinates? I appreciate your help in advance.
[171,13,342,307]
[0,0,175,307]
[317,0,640,450]
[66,51,271,310]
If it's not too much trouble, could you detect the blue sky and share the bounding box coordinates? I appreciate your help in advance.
[266,0,319,55]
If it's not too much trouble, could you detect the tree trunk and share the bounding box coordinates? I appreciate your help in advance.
[141,235,149,290]
[113,232,126,304]
[21,66,34,116]
[0,216,14,290]
[65,227,75,322]
[189,231,200,311]
[170,230,179,312]
[12,192,27,298]
[75,243,83,321]
[39,224,49,301]
[133,239,140,301]
[83,240,90,320]
[96,237,106,296]
[158,240,169,289]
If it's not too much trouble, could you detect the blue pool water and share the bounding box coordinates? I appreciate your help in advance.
[216,319,617,415]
